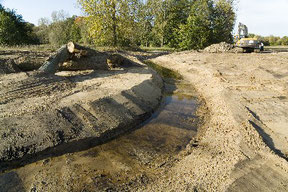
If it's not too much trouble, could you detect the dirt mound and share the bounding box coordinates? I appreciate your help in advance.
[204,42,234,53]
[0,60,163,170]
[0,59,21,74]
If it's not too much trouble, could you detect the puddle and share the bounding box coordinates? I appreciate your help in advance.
[0,66,200,191]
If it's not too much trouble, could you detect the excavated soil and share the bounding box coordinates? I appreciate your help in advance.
[0,49,53,71]
[0,51,204,191]
[203,42,243,53]
[149,51,288,191]
[0,76,203,192]
[1,49,288,191]
[0,57,163,171]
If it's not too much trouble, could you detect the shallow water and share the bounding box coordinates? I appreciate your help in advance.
[0,79,200,191]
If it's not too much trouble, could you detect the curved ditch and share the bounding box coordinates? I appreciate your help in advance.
[0,63,202,192]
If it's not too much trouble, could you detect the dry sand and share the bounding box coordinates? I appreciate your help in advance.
[148,51,288,191]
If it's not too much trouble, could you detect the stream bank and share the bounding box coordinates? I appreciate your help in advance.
[0,62,204,192]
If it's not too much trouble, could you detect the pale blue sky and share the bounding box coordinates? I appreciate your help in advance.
[1,0,288,37]
[1,0,82,25]
[236,0,288,37]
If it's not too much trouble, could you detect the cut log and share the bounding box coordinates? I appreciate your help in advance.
[67,42,95,57]
[37,42,134,74]
[38,42,108,74]
[67,42,87,54]
[62,42,110,70]
[38,45,70,74]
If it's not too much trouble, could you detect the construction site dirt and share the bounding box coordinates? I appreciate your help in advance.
[1,48,288,191]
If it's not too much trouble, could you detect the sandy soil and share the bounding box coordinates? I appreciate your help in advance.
[148,51,288,191]
[0,58,163,169]
[0,77,201,192]
[1,49,288,191]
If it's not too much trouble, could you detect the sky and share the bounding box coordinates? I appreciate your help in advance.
[1,0,82,25]
[236,0,288,37]
[1,0,288,37]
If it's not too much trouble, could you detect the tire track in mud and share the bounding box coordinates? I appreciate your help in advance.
[0,75,75,104]
[0,67,163,172]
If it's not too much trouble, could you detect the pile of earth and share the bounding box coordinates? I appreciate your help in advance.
[204,42,242,53]
[0,49,164,172]
[0,59,21,74]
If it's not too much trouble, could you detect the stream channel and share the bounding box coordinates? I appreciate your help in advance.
[0,65,201,192]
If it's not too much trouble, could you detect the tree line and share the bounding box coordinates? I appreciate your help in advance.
[0,0,237,50]
[0,4,38,45]
[249,34,288,46]
[0,4,90,46]
[77,0,236,50]
[34,10,92,46]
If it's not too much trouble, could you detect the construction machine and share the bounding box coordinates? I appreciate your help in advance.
[234,23,264,52]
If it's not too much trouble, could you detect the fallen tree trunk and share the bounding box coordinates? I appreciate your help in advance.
[38,44,70,74]
[38,42,105,74]
[62,42,110,70]
[38,42,133,74]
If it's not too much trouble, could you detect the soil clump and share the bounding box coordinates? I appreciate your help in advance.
[0,59,21,74]
[204,42,242,53]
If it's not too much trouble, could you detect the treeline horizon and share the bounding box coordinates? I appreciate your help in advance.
[1,0,288,50]
[249,34,288,46]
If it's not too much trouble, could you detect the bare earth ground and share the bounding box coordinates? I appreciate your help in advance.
[1,49,288,191]
[0,53,163,173]
[149,51,288,191]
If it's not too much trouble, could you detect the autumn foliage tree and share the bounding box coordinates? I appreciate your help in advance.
[78,0,142,46]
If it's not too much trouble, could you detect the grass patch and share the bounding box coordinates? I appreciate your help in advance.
[140,46,175,52]
[265,46,288,49]
[265,46,288,52]
[144,60,183,80]
[0,44,57,52]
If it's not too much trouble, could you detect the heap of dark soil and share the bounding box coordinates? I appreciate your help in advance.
[0,59,21,74]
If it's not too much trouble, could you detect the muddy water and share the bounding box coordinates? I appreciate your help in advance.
[0,79,200,192]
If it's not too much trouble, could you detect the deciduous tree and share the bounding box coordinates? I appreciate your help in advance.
[0,4,36,45]
[177,0,236,50]
[78,0,142,46]
[178,0,213,50]
[211,0,235,43]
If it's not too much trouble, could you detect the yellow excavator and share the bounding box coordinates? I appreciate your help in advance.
[234,23,264,53]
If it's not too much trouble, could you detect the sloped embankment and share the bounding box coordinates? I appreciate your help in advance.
[0,64,163,171]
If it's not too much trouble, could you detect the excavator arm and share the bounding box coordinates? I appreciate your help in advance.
[238,22,248,38]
